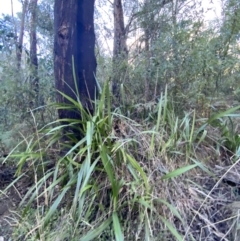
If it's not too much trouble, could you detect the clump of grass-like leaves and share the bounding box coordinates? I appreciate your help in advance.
[10,83,183,241]
[9,83,240,241]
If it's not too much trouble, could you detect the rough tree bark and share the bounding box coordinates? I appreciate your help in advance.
[54,0,97,136]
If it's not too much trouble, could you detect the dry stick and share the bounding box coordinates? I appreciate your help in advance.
[183,157,240,240]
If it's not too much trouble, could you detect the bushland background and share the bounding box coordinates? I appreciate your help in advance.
[0,0,240,240]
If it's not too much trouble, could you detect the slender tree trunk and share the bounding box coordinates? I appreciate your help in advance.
[17,0,28,70]
[54,0,97,137]
[112,0,128,100]
[29,0,39,103]
[11,0,28,70]
[143,0,151,102]
[171,0,180,91]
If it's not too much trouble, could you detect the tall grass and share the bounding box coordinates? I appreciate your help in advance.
[10,82,158,240]
[7,82,240,240]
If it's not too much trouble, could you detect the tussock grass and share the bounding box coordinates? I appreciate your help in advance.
[2,84,240,241]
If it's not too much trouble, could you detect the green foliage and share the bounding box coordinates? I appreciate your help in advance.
[0,24,55,141]
[4,82,240,240]
[37,0,54,35]
[205,106,240,154]
[0,15,16,53]
[10,83,151,240]
[9,84,215,240]
[113,0,240,110]
[2,1,240,240]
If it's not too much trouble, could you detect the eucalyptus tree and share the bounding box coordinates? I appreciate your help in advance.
[95,0,143,100]
[112,0,128,98]
[111,0,139,101]
[54,0,98,138]
[29,0,39,99]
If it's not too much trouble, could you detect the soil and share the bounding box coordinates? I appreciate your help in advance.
[0,164,32,240]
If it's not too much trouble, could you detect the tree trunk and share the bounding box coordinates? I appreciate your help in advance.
[112,0,128,100]
[29,0,39,103]
[171,0,180,92]
[17,0,28,70]
[54,0,97,135]
[143,0,151,102]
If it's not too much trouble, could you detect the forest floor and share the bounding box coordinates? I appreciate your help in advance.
[0,99,240,240]
[0,164,31,240]
[0,136,240,240]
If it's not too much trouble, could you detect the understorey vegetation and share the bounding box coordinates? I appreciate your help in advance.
[0,0,240,240]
